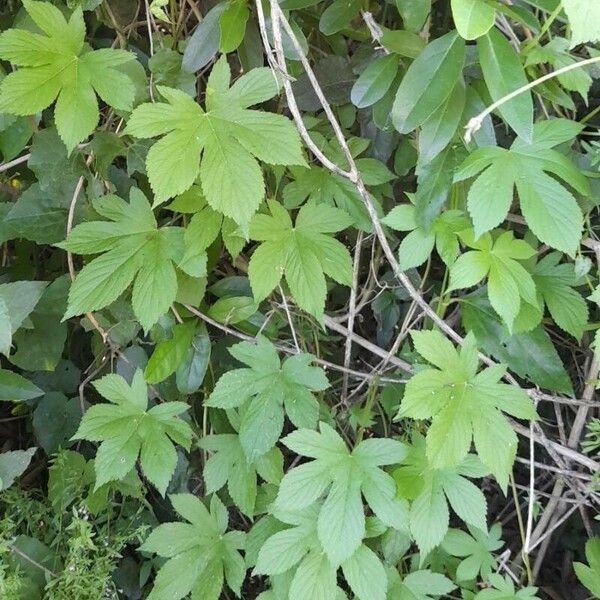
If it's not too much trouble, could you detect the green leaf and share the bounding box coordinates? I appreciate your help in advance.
[532,252,588,340]
[0,1,136,152]
[477,29,533,141]
[143,493,245,600]
[563,0,600,47]
[73,370,192,495]
[319,0,361,35]
[351,54,399,109]
[418,77,466,164]
[341,544,387,600]
[0,280,47,356]
[125,60,304,223]
[59,188,184,330]
[205,336,328,461]
[442,524,503,581]
[394,435,488,556]
[219,0,249,53]
[462,290,573,393]
[397,331,536,487]
[383,203,469,270]
[574,537,600,598]
[448,230,538,331]
[451,0,495,40]
[249,201,353,318]
[145,321,196,383]
[0,447,36,491]
[199,433,282,517]
[275,422,408,565]
[0,369,43,402]
[392,31,465,134]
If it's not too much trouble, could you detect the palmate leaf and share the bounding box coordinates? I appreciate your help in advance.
[205,336,329,461]
[254,504,388,600]
[393,434,489,557]
[58,187,185,330]
[141,494,245,600]
[442,524,504,582]
[448,229,538,332]
[396,330,537,490]
[382,202,469,271]
[125,56,305,224]
[0,0,136,152]
[455,119,590,256]
[273,422,408,565]
[72,370,192,495]
[248,200,353,318]
[198,433,283,517]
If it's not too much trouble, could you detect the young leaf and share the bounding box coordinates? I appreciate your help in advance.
[274,422,408,565]
[72,370,192,495]
[125,57,305,223]
[382,203,469,270]
[255,504,388,600]
[396,330,537,489]
[448,230,538,331]
[59,188,184,330]
[474,574,540,599]
[248,201,353,318]
[0,0,136,152]
[141,494,245,600]
[205,336,329,461]
[442,524,504,581]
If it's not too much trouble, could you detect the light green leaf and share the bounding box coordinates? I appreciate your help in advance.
[563,0,600,47]
[451,0,495,40]
[0,1,135,152]
[126,59,304,222]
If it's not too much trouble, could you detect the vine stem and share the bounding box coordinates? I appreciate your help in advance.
[465,54,600,142]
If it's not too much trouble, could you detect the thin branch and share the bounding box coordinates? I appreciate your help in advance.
[465,54,600,142]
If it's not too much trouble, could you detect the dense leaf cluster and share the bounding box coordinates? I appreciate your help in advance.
[0,1,599,599]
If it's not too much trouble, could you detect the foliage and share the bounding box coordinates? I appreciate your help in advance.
[0,0,599,599]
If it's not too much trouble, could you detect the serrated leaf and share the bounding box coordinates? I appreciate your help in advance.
[0,1,135,152]
[72,370,191,495]
[397,331,536,487]
[249,201,353,318]
[205,336,328,461]
[125,59,303,223]
[275,422,408,565]
[563,0,600,47]
[143,493,245,600]
[59,188,184,330]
